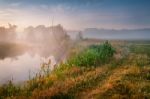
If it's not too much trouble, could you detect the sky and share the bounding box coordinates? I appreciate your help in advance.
[0,0,150,31]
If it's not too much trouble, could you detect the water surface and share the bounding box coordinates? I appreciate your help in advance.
[0,42,56,84]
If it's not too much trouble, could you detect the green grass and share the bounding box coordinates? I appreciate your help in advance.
[129,44,150,56]
[68,41,115,67]
[0,80,21,98]
[0,40,150,99]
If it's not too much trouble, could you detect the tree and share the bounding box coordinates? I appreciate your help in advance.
[0,24,17,42]
[76,31,83,41]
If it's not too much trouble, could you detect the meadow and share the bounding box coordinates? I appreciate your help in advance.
[0,40,150,99]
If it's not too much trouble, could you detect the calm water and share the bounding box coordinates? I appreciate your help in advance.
[0,43,56,84]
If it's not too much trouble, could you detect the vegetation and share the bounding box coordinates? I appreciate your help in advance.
[68,41,115,67]
[0,40,150,99]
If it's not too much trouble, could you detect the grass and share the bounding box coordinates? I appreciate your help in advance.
[68,41,115,67]
[0,40,150,99]
[129,44,150,57]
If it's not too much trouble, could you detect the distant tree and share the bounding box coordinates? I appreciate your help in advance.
[24,24,70,45]
[76,31,83,41]
[52,24,70,44]
[0,24,17,42]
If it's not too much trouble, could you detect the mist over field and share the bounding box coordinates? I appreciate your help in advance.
[0,0,150,98]
[82,28,150,40]
[1,23,150,84]
[0,24,70,83]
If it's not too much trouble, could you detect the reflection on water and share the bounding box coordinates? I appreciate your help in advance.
[0,25,70,84]
[0,40,68,84]
[0,52,57,84]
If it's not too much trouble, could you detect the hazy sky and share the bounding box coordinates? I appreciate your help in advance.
[0,0,150,31]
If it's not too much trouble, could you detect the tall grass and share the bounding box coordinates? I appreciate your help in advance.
[0,80,21,98]
[0,41,150,98]
[68,41,115,67]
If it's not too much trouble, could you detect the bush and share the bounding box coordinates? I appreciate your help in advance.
[68,41,115,67]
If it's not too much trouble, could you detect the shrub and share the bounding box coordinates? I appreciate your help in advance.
[68,41,115,67]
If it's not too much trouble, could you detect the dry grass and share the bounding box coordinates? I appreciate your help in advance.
[1,40,150,99]
[30,66,109,99]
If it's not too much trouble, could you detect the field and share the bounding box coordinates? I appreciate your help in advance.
[0,40,150,99]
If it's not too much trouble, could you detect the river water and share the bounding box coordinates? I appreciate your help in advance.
[0,42,56,84]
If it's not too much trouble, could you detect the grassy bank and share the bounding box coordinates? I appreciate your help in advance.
[0,40,150,99]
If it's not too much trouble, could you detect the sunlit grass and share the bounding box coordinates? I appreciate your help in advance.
[0,40,150,99]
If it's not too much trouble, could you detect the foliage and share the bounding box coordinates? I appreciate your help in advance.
[0,40,150,98]
[68,41,115,67]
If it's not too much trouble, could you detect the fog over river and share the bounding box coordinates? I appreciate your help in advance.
[0,42,65,84]
[0,24,70,84]
[1,23,149,84]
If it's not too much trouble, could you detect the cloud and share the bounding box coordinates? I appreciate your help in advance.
[0,0,150,30]
[9,2,22,7]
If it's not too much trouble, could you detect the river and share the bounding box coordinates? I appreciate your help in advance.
[0,42,56,84]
